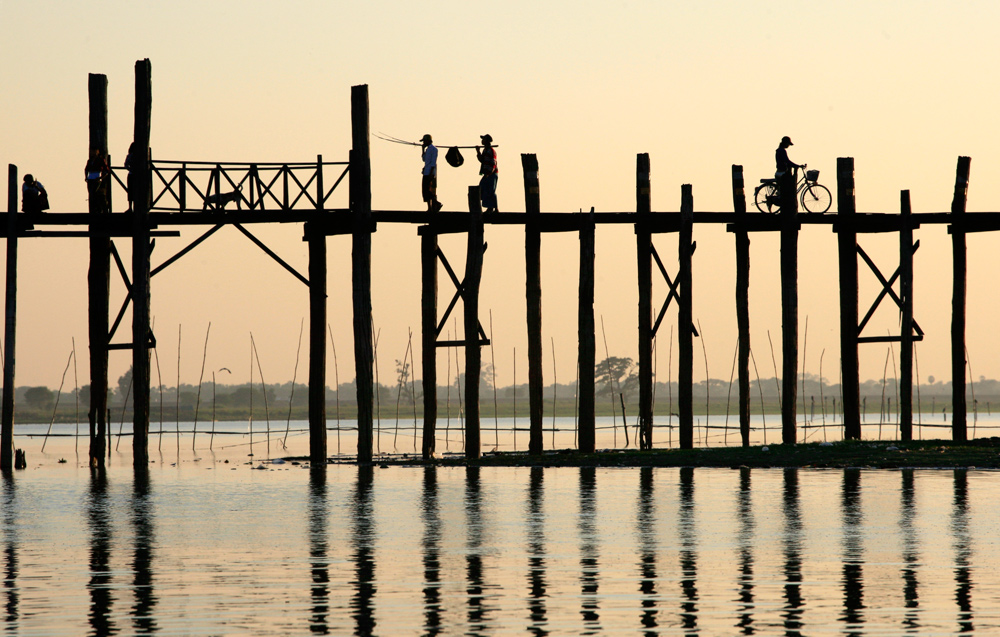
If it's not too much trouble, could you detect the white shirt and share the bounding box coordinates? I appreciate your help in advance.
[422,144,438,176]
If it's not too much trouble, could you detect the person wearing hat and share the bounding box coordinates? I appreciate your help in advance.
[775,136,801,179]
[476,134,498,213]
[421,134,442,212]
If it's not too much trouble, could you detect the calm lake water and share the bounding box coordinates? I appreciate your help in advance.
[3,421,1000,635]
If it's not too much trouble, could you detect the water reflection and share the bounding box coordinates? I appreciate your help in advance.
[952,470,973,634]
[2,472,18,632]
[87,470,116,636]
[578,467,600,634]
[782,468,804,636]
[465,466,490,633]
[637,467,658,633]
[308,466,330,635]
[351,466,376,636]
[526,466,548,636]
[678,467,698,631]
[735,467,755,635]
[840,468,865,634]
[421,467,442,636]
[130,467,158,634]
[899,469,920,633]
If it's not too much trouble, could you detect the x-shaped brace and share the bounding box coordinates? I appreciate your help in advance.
[435,247,489,346]
[651,243,699,338]
[857,241,924,339]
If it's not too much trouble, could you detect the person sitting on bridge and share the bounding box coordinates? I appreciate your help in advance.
[21,174,48,214]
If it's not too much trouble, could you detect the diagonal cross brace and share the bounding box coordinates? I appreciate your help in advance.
[434,246,489,345]
[857,241,924,338]
[650,244,699,338]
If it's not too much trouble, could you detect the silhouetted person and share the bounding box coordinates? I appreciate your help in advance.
[124,142,137,212]
[421,134,442,212]
[775,136,802,179]
[85,148,110,212]
[20,174,48,214]
[476,134,498,213]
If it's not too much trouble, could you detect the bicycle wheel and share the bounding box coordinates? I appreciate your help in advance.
[800,183,832,213]
[754,183,778,213]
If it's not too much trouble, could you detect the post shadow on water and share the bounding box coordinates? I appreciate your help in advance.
[736,467,755,635]
[2,472,19,631]
[130,466,158,635]
[350,466,376,637]
[637,467,658,633]
[899,469,920,633]
[526,466,548,636]
[578,467,600,634]
[678,467,698,632]
[421,467,443,636]
[840,468,865,635]
[308,465,330,635]
[952,469,973,634]
[87,470,115,636]
[465,466,490,633]
[782,468,804,636]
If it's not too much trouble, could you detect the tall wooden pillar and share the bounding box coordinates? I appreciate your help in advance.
[131,59,153,469]
[578,208,596,453]
[88,73,111,468]
[951,156,971,442]
[522,154,543,455]
[1,165,16,471]
[731,166,751,447]
[307,218,327,463]
[464,187,484,460]
[635,154,653,450]
[779,168,798,444]
[837,158,860,439]
[420,228,438,459]
[900,191,914,441]
[679,185,694,449]
[350,85,374,463]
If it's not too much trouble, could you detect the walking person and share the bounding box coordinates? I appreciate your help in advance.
[421,134,442,212]
[476,134,498,213]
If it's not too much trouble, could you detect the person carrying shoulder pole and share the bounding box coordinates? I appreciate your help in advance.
[476,134,498,214]
[421,134,442,212]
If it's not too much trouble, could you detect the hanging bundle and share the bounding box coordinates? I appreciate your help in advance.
[445,146,464,168]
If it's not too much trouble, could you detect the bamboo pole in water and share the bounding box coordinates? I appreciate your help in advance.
[732,165,751,447]
[900,191,914,441]
[636,154,653,450]
[679,184,694,449]
[1,164,16,471]
[951,156,971,442]
[192,322,211,450]
[578,208,596,453]
[283,319,305,450]
[464,186,484,460]
[522,154,544,456]
[837,157,861,439]
[87,72,110,470]
[779,167,799,444]
[420,228,437,459]
[351,84,374,464]
[132,59,153,469]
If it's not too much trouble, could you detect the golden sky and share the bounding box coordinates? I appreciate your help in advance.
[2,0,999,392]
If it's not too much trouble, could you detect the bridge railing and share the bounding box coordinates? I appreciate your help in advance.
[109,156,349,213]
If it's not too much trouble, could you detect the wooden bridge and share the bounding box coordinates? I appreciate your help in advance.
[0,60,990,469]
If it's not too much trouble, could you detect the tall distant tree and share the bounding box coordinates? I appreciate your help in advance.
[596,356,638,399]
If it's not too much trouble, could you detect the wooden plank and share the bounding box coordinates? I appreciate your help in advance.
[351,85,375,464]
[732,165,751,447]
[464,187,484,460]
[522,154,544,456]
[951,156,971,442]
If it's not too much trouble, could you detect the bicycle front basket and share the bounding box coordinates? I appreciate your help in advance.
[806,169,820,182]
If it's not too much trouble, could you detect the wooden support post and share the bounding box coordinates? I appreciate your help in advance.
[837,158,861,440]
[779,168,798,444]
[464,187,484,460]
[351,84,374,463]
[951,156,971,442]
[131,59,152,469]
[578,208,596,453]
[732,165,751,447]
[88,73,110,468]
[900,190,914,441]
[1,165,16,471]
[307,218,327,463]
[421,228,438,459]
[636,154,653,450]
[679,184,694,449]
[522,154,543,456]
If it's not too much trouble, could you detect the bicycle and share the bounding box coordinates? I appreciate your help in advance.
[753,164,832,214]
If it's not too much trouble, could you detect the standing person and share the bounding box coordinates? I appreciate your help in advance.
[476,134,498,213]
[21,174,48,214]
[421,134,442,212]
[124,142,137,212]
[84,148,110,211]
[775,136,801,179]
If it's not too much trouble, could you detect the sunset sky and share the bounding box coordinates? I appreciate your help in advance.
[2,1,999,395]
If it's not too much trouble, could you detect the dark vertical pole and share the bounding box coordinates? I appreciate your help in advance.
[421,228,438,459]
[732,166,751,447]
[1,165,16,471]
[635,154,653,450]
[951,156,971,442]
[578,208,596,453]
[779,168,798,444]
[88,73,110,468]
[464,187,484,460]
[307,219,327,463]
[837,158,860,440]
[900,190,914,441]
[522,154,543,455]
[679,185,694,449]
[131,59,152,469]
[351,85,374,463]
